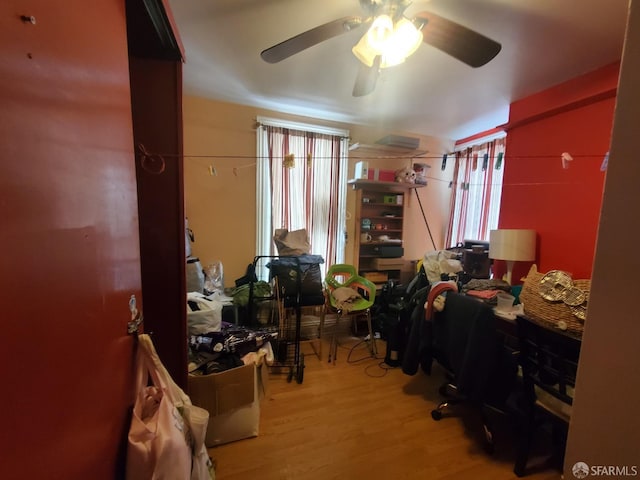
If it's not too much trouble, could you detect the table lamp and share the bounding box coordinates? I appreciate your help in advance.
[489,229,536,284]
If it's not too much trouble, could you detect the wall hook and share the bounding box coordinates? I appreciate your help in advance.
[127,294,143,335]
[137,143,166,175]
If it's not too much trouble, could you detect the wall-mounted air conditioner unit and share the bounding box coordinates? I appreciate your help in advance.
[349,137,428,159]
[375,135,420,150]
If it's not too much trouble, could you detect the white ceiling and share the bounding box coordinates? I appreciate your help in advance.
[168,0,629,141]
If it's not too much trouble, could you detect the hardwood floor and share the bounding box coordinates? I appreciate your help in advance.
[208,337,563,480]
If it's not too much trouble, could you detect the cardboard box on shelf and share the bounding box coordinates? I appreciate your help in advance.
[372,258,405,270]
[188,360,269,447]
[363,271,389,283]
[367,168,396,182]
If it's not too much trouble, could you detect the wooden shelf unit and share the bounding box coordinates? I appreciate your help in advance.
[350,179,424,288]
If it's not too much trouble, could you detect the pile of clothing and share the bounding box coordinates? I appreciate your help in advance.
[461,278,511,305]
[188,322,276,375]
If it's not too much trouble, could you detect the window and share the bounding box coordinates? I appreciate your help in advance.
[256,117,349,279]
[446,135,506,247]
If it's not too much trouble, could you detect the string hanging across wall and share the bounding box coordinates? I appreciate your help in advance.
[136,143,610,187]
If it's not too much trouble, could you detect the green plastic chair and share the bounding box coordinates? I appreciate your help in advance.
[325,268,377,363]
[324,263,358,290]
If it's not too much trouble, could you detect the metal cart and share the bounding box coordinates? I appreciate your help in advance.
[248,255,324,384]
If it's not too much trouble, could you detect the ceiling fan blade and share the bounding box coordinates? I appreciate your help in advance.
[261,16,364,63]
[353,56,381,97]
[415,11,501,68]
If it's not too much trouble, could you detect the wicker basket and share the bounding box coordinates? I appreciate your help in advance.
[519,265,589,338]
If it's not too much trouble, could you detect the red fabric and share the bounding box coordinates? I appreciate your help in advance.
[425,282,459,320]
[466,289,500,300]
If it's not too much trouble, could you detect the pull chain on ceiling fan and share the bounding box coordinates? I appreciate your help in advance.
[260,0,501,97]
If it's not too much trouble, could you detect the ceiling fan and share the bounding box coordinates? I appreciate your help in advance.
[260,0,501,97]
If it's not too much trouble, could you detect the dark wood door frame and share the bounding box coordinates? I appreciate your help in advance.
[126,0,187,387]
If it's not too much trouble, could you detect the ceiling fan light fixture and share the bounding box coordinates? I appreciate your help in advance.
[366,14,394,51]
[261,4,503,97]
[391,17,423,58]
[352,14,423,68]
[379,52,406,68]
[352,33,378,67]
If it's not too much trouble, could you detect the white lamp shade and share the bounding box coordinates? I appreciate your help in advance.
[489,229,536,261]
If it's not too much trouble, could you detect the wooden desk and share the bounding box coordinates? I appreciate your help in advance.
[493,310,519,351]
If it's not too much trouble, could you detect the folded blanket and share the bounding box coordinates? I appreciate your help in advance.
[331,286,362,312]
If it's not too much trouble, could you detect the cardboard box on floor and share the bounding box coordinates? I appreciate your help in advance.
[188,360,269,447]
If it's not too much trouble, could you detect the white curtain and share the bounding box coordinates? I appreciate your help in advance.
[256,117,348,279]
[446,136,506,247]
[256,127,272,280]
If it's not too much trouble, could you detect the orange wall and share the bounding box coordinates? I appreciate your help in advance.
[182,96,455,285]
[498,63,620,281]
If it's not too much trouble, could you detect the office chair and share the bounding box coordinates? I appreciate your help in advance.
[325,265,377,364]
[429,292,517,453]
[513,315,582,477]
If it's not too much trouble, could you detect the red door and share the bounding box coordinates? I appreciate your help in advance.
[0,1,142,477]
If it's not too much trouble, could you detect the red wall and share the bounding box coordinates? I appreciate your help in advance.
[0,1,139,478]
[498,63,620,281]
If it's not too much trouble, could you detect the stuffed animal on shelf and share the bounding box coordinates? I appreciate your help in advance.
[394,166,417,184]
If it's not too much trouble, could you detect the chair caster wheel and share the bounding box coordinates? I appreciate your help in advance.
[431,409,443,421]
[483,425,495,454]
[484,441,495,455]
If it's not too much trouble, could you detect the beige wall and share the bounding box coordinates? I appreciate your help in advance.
[183,95,455,287]
[565,0,640,472]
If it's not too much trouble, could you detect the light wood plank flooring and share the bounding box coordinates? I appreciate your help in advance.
[209,337,563,480]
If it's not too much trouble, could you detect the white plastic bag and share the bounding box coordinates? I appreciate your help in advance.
[126,338,193,480]
[130,335,215,480]
[187,293,223,336]
[203,261,224,295]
